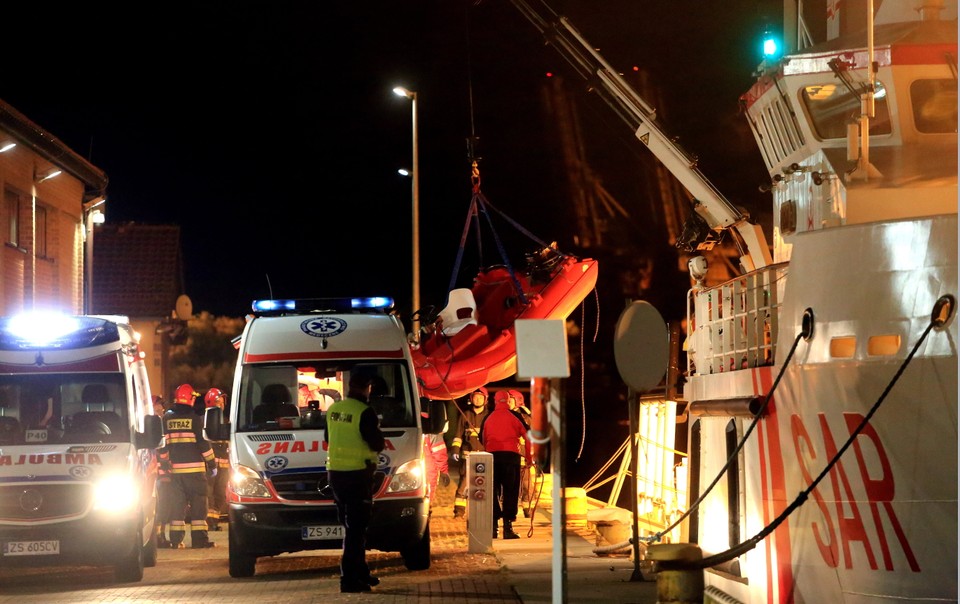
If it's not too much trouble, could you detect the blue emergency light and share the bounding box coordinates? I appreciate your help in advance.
[0,313,120,350]
[251,297,395,314]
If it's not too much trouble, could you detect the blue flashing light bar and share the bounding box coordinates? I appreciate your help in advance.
[252,297,395,314]
[0,313,121,350]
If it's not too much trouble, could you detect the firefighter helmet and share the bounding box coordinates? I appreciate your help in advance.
[174,383,199,405]
[204,388,225,408]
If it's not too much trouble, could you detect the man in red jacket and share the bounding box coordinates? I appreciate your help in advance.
[479,390,532,539]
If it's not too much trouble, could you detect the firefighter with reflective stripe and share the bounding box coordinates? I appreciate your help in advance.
[159,384,217,548]
[153,395,174,548]
[450,387,489,518]
[204,387,230,531]
[508,389,536,518]
[323,372,386,593]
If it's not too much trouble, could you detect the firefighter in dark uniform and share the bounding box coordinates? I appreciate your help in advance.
[323,372,385,593]
[203,388,230,531]
[450,386,490,518]
[159,384,217,548]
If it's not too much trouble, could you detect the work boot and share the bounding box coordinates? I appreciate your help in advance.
[523,507,532,518]
[341,579,372,593]
[502,521,520,540]
[453,505,465,519]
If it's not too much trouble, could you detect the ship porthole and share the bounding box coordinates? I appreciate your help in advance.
[931,295,955,331]
[801,308,815,341]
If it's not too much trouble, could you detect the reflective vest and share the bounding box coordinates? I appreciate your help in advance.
[326,397,378,471]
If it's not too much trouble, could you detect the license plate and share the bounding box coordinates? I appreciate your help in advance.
[301,525,344,540]
[3,540,60,556]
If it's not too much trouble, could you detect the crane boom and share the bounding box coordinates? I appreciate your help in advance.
[509,0,772,271]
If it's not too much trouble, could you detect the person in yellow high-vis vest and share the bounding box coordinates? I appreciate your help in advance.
[324,372,386,594]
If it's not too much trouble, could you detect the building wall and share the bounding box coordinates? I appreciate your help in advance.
[0,137,86,314]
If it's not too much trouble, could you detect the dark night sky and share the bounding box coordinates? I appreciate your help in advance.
[2,1,776,319]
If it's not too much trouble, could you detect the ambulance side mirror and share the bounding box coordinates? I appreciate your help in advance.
[137,414,163,449]
[421,398,447,434]
[204,406,231,441]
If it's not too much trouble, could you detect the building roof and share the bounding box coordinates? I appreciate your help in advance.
[92,223,184,318]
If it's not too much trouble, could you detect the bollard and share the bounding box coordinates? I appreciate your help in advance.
[563,487,588,527]
[646,543,704,604]
[466,451,494,553]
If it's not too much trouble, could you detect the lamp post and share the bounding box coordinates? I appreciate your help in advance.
[393,86,420,329]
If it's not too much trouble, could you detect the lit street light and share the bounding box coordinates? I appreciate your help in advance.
[393,86,420,330]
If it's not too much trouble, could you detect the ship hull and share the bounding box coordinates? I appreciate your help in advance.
[686,215,958,603]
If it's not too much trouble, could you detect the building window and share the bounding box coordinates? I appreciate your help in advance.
[4,189,19,248]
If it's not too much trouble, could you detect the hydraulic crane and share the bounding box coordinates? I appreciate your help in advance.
[509,0,773,272]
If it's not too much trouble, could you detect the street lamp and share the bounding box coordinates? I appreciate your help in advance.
[393,86,420,329]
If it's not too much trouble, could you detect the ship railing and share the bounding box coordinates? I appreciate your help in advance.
[686,262,789,376]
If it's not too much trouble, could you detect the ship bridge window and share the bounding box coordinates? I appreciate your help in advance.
[801,81,891,140]
[911,79,958,133]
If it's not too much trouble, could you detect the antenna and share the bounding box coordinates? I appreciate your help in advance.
[265,274,274,298]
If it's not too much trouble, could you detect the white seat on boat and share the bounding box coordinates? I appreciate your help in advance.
[438,288,478,336]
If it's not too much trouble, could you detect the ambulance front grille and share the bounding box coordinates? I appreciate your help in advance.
[271,472,333,501]
[0,483,92,521]
[270,471,387,501]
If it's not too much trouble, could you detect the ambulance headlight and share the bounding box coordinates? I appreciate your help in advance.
[386,459,423,494]
[231,465,271,498]
[92,474,139,512]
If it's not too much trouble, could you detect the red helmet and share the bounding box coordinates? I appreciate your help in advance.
[205,388,225,408]
[174,384,199,405]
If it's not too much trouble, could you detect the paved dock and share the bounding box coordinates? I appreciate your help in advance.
[0,471,660,603]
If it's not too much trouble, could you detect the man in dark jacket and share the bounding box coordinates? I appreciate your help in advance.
[324,371,386,593]
[479,390,532,539]
[159,384,217,548]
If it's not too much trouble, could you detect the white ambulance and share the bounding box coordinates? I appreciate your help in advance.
[0,312,162,582]
[205,297,446,578]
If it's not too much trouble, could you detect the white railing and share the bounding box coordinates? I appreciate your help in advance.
[686,263,789,376]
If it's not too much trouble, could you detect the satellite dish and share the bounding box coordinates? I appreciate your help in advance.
[175,295,193,320]
[613,300,669,392]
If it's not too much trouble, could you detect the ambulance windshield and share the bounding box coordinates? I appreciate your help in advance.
[0,374,130,445]
[236,361,415,431]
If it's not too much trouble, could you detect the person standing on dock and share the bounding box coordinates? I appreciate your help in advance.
[480,390,532,539]
[450,386,490,518]
[508,389,536,518]
[324,372,386,593]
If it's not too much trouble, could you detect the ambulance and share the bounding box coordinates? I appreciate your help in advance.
[0,312,162,582]
[205,296,446,578]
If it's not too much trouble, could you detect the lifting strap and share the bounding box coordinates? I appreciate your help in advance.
[446,181,568,309]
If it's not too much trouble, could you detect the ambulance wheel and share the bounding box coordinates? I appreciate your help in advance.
[115,523,145,582]
[228,527,256,577]
[401,524,431,571]
[143,530,158,568]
